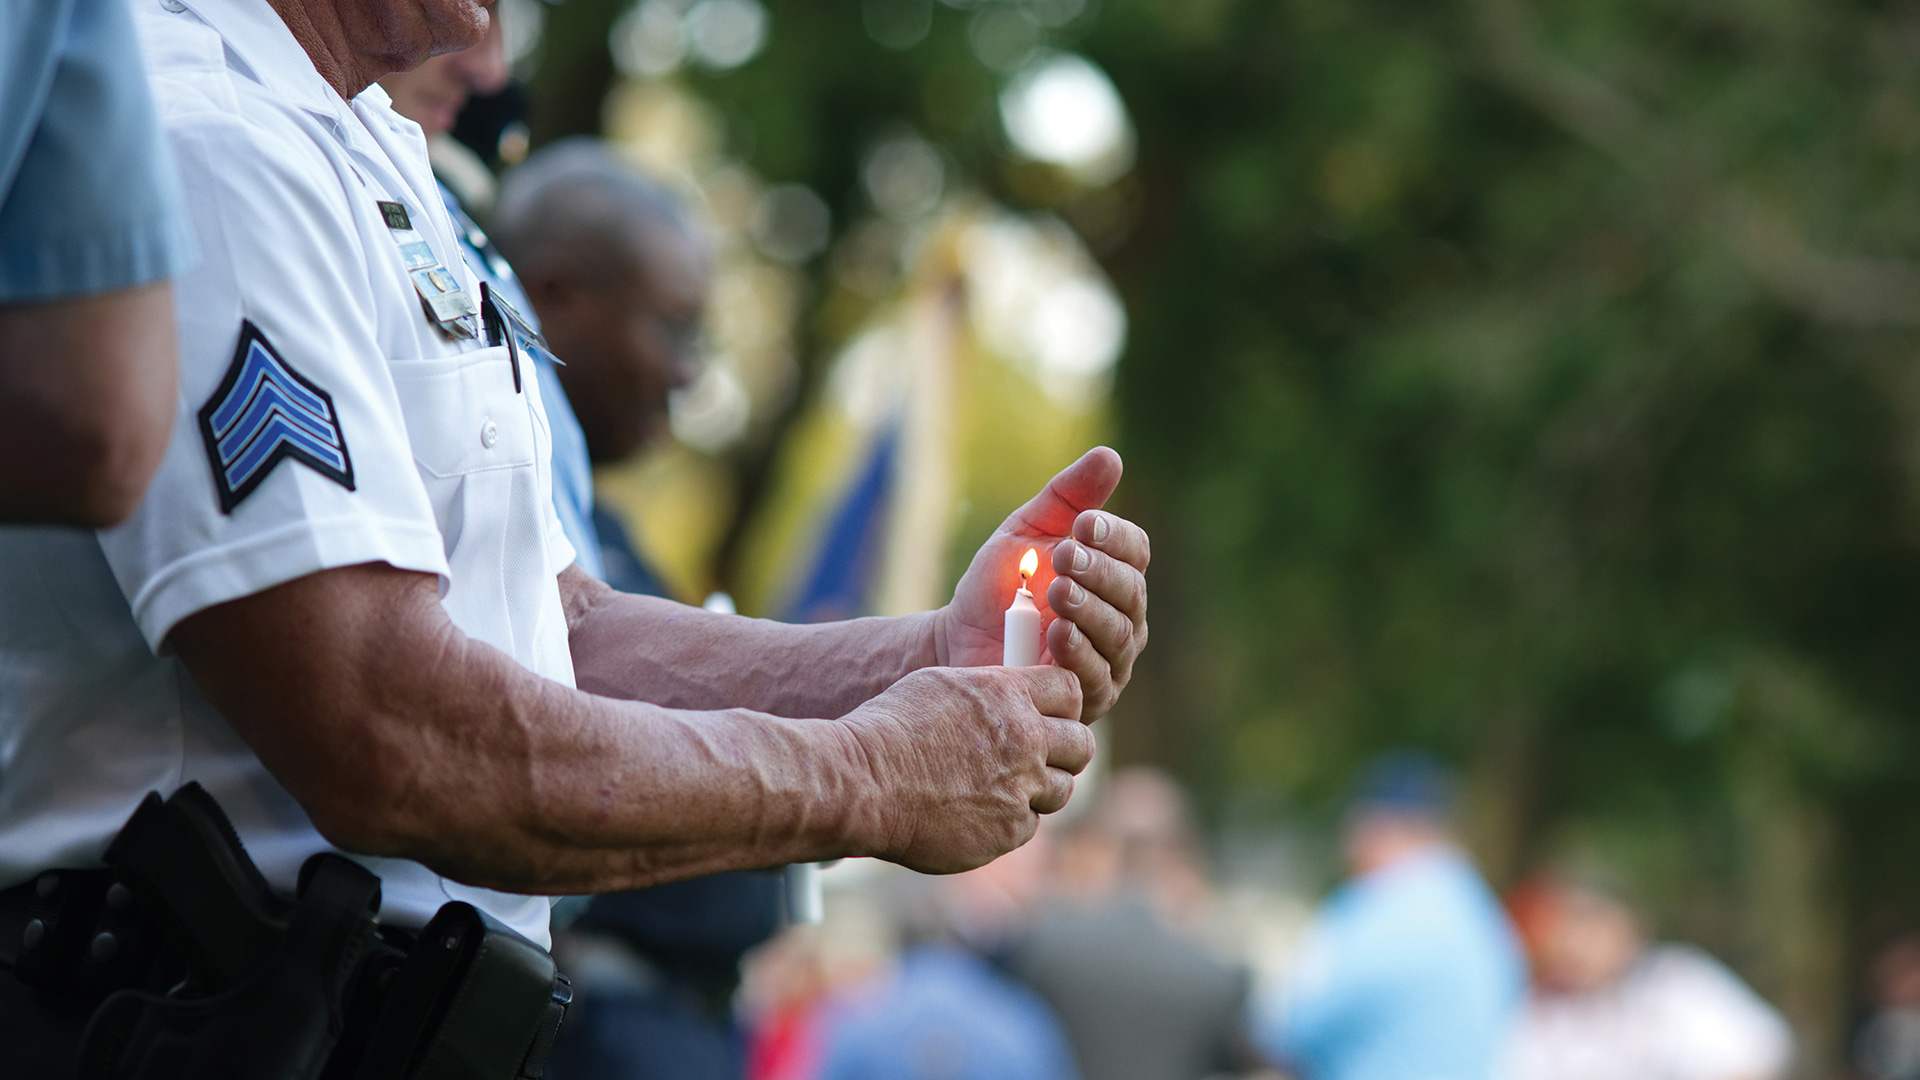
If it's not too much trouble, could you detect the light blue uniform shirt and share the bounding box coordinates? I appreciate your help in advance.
[1,0,195,300]
[1253,848,1524,1080]
[438,182,604,581]
[819,945,1080,1080]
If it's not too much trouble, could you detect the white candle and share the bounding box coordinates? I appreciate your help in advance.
[1003,548,1042,667]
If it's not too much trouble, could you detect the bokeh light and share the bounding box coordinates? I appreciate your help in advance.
[998,51,1136,185]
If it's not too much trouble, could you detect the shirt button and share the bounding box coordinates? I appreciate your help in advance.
[160,0,186,11]
[481,420,499,449]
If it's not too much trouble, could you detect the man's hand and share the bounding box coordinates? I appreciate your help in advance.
[940,446,1150,721]
[840,665,1090,874]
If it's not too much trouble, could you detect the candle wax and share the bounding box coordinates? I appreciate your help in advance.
[1003,586,1041,667]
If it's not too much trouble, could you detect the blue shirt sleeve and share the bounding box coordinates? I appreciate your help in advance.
[0,0,195,301]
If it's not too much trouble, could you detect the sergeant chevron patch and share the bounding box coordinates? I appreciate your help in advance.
[197,321,354,513]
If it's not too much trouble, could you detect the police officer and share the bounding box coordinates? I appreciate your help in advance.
[0,0,1151,1073]
[0,0,196,525]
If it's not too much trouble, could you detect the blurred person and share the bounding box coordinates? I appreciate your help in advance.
[0,0,196,525]
[489,136,709,597]
[481,139,784,1080]
[1501,870,1792,1080]
[1858,935,1920,1080]
[741,928,834,1080]
[1250,751,1525,1080]
[384,37,774,1078]
[1005,766,1256,1080]
[815,861,1080,1080]
[377,22,605,584]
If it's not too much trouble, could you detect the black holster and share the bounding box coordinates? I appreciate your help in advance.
[7,785,568,1080]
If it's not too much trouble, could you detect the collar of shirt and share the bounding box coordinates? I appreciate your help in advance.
[160,0,424,179]
[167,0,343,122]
[162,0,478,340]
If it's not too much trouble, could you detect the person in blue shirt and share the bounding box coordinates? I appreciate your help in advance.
[382,36,770,1068]
[489,137,706,599]
[378,13,607,583]
[488,139,796,1080]
[1251,752,1525,1080]
[0,0,197,524]
[817,943,1081,1080]
[818,871,1081,1080]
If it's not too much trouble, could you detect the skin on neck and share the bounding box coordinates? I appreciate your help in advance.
[267,0,490,101]
[1343,812,1451,877]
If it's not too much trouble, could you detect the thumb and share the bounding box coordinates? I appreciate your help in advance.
[1014,665,1083,720]
[1004,447,1124,538]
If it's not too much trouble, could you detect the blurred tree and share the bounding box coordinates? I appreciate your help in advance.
[526,0,1920,1061]
[1088,0,1920,1059]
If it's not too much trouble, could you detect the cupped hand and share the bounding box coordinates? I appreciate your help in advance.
[841,665,1089,874]
[939,446,1150,722]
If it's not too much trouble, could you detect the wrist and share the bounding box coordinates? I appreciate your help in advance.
[821,710,906,862]
[929,605,953,668]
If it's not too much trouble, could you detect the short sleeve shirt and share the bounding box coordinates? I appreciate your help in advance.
[0,0,575,948]
[0,0,195,300]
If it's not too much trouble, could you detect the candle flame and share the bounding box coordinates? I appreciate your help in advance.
[1019,547,1039,582]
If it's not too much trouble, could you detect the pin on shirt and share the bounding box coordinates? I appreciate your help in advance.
[377,199,478,340]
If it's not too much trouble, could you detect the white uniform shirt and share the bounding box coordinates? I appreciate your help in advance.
[1501,945,1795,1080]
[0,0,576,947]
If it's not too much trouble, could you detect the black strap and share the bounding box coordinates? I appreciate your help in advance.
[0,876,35,969]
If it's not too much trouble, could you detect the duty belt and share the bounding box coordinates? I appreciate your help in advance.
[0,785,570,1080]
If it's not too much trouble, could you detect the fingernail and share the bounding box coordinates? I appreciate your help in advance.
[1072,544,1090,572]
[1068,581,1086,606]
[1092,514,1110,543]
[1068,623,1083,648]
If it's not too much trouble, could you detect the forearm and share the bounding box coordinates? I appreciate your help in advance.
[379,659,885,895]
[563,568,945,718]
[176,566,893,896]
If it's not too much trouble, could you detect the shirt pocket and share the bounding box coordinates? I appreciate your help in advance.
[386,345,533,477]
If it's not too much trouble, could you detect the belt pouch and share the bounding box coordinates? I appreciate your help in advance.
[75,786,383,1080]
[350,902,570,1080]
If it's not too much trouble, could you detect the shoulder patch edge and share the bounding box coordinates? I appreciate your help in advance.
[195,320,356,515]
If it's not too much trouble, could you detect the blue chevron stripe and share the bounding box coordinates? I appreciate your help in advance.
[219,390,339,463]
[225,410,348,488]
[197,322,354,513]
[209,341,330,437]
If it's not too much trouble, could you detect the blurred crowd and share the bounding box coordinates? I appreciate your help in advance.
[536,750,1920,1080]
[363,19,1904,1080]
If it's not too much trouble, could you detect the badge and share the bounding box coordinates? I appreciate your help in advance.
[376,197,479,339]
[411,265,476,324]
[378,200,412,231]
[197,321,354,513]
[396,240,437,271]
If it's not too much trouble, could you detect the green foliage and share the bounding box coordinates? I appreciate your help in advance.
[1091,0,1920,1043]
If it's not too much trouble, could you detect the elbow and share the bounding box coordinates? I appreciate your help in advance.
[55,408,173,526]
[60,330,178,526]
[294,734,528,888]
[296,753,424,860]
[0,282,180,526]
[0,403,173,527]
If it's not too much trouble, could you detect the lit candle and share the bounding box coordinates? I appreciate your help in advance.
[1003,548,1042,667]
